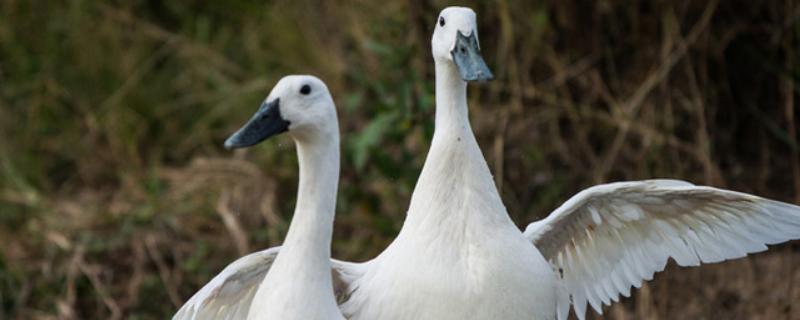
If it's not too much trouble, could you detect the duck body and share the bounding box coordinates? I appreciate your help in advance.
[343,59,556,320]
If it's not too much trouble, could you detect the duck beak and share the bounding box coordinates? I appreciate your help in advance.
[224,98,290,149]
[451,31,494,82]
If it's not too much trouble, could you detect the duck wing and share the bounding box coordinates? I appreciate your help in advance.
[523,179,800,320]
[173,246,362,320]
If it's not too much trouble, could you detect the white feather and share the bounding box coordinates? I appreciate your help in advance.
[525,180,800,319]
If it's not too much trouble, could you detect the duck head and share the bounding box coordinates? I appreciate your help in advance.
[431,7,494,82]
[225,75,338,148]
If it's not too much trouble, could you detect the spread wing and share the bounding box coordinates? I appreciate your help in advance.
[523,179,800,320]
[173,246,362,320]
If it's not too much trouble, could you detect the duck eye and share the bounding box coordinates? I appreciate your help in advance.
[299,84,311,95]
[439,17,445,27]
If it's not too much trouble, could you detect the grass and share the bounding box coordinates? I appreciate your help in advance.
[0,0,798,319]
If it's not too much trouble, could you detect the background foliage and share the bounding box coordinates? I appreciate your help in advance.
[1,0,799,319]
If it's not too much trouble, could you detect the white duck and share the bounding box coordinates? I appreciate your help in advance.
[174,75,344,320]
[339,6,557,320]
[175,7,800,320]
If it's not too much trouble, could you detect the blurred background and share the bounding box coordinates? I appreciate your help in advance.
[1,0,799,319]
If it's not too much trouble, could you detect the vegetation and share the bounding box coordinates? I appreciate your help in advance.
[1,0,798,319]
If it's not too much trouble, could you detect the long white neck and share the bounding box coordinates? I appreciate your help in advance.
[401,60,511,233]
[268,131,340,290]
[434,62,469,133]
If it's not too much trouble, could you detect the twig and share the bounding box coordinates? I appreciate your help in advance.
[123,239,147,310]
[57,246,84,320]
[144,235,182,308]
[683,51,724,186]
[783,13,800,203]
[492,0,518,192]
[593,0,719,183]
[73,247,122,320]
[216,190,251,255]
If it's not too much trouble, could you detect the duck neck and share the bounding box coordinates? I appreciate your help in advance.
[401,60,509,233]
[434,62,470,134]
[271,131,339,285]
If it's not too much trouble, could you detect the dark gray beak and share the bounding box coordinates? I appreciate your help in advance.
[451,31,494,82]
[224,98,290,149]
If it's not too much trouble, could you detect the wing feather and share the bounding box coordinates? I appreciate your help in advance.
[173,247,361,320]
[173,247,281,320]
[524,180,800,320]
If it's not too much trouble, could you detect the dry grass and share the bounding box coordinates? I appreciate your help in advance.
[0,0,798,319]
